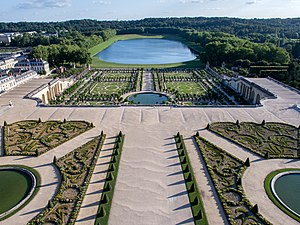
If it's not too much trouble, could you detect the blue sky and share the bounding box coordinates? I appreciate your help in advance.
[0,0,299,22]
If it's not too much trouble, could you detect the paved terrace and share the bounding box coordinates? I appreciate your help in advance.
[0,77,299,225]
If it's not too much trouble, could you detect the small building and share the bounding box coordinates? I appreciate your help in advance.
[0,57,18,70]
[0,70,38,93]
[0,76,17,93]
[15,58,50,75]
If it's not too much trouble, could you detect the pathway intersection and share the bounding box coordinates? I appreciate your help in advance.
[0,76,299,225]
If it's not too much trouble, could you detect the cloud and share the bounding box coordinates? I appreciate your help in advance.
[17,0,71,9]
[179,0,204,3]
[93,0,111,5]
[245,0,262,5]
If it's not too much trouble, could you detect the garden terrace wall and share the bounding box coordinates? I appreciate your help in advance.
[95,132,124,225]
[194,134,271,225]
[174,133,208,225]
[28,133,106,225]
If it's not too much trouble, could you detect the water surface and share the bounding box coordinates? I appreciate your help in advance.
[274,173,300,215]
[97,38,197,64]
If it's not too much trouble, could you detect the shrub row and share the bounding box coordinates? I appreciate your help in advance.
[174,132,208,225]
[95,131,125,225]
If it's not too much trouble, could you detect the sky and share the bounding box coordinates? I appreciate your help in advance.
[0,0,299,22]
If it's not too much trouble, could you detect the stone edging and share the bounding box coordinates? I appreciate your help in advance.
[270,171,300,218]
[0,167,37,219]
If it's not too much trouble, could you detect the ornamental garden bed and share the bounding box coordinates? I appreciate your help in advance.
[3,119,93,156]
[28,133,106,225]
[195,134,271,225]
[208,121,299,158]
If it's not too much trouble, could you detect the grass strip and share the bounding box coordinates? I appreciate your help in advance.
[174,132,208,225]
[94,131,125,225]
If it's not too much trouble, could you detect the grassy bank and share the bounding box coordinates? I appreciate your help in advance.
[89,34,202,68]
[264,168,300,223]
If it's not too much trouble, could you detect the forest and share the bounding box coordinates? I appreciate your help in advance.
[1,17,299,89]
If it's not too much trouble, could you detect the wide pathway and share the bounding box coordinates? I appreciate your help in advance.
[142,71,154,91]
[0,77,299,225]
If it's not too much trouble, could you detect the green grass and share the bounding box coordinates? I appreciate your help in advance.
[95,133,124,225]
[166,82,206,95]
[89,34,203,68]
[102,73,132,79]
[0,165,40,221]
[174,133,208,225]
[163,72,193,79]
[91,82,130,95]
[264,168,300,223]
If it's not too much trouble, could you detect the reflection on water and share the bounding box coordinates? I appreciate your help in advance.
[97,38,197,64]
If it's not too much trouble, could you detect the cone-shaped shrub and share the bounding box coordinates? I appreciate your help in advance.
[111,156,116,164]
[195,131,199,137]
[103,183,111,192]
[108,164,115,172]
[188,183,195,193]
[185,173,192,182]
[179,149,185,157]
[98,206,106,217]
[194,209,203,220]
[101,193,109,204]
[244,158,250,167]
[262,120,266,125]
[181,156,187,164]
[107,172,114,181]
[264,152,269,159]
[191,196,199,206]
[251,204,259,214]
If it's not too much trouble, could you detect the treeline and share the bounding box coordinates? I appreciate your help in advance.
[29,29,116,66]
[1,17,300,39]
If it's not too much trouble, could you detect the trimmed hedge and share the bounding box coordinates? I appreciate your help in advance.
[209,121,299,159]
[195,134,271,225]
[3,120,93,156]
[28,133,106,225]
[94,131,125,225]
[174,132,208,225]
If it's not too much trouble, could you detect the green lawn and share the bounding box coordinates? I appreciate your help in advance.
[166,82,206,95]
[91,82,130,95]
[0,165,40,221]
[164,72,193,79]
[264,168,300,222]
[89,34,203,68]
[102,73,132,79]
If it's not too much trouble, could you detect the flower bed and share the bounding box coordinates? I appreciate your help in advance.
[28,133,106,225]
[195,134,271,225]
[3,120,93,156]
[208,122,299,158]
